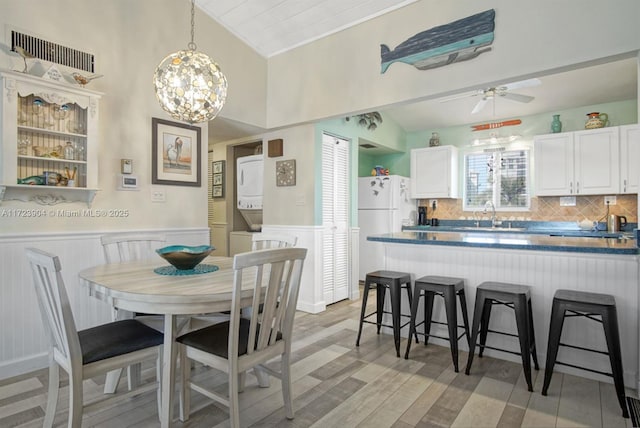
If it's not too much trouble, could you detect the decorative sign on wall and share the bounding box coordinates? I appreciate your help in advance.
[380,9,495,73]
[276,159,296,186]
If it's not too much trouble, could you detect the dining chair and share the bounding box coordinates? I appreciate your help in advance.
[101,233,166,266]
[251,232,298,250]
[100,233,168,393]
[177,247,308,427]
[25,247,164,428]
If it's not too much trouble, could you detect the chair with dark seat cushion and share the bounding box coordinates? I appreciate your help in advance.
[100,233,168,393]
[26,247,163,428]
[542,289,628,418]
[177,247,307,428]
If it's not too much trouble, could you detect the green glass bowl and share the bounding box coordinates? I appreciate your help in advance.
[156,245,214,270]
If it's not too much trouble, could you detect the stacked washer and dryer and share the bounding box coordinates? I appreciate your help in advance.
[229,154,264,255]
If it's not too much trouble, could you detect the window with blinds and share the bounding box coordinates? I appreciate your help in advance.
[464,148,530,210]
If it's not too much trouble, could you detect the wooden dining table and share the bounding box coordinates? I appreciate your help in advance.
[78,255,255,428]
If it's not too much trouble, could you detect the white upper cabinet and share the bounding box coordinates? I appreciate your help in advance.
[410,145,458,199]
[0,70,102,206]
[534,127,620,196]
[534,133,574,196]
[619,124,640,194]
[573,127,619,195]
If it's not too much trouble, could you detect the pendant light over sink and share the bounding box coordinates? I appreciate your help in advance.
[153,0,228,124]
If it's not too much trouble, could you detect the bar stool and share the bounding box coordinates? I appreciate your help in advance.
[465,281,539,391]
[404,275,470,372]
[356,270,416,357]
[542,289,628,418]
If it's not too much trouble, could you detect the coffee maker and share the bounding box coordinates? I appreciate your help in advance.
[418,206,427,225]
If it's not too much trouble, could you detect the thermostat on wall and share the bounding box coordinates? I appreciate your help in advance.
[117,174,139,190]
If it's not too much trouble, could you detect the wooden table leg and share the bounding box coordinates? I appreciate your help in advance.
[160,314,177,428]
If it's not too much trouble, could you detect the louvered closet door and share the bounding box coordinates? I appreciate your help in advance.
[322,133,350,304]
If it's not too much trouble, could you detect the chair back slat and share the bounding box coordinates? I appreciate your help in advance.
[26,248,81,366]
[230,248,306,358]
[101,233,166,263]
[251,233,297,251]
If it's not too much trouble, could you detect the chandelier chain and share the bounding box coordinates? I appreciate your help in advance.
[189,0,197,51]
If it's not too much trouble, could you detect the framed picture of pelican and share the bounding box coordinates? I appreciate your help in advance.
[151,117,201,186]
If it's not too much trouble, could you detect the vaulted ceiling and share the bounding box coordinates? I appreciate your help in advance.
[198,1,637,140]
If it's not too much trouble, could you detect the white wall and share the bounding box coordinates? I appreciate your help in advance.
[0,0,267,234]
[266,0,640,128]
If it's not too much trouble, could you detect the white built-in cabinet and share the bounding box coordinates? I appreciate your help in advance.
[619,124,640,194]
[0,70,102,206]
[534,127,620,196]
[410,145,459,198]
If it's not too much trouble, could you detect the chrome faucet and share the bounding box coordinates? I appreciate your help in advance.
[483,201,501,228]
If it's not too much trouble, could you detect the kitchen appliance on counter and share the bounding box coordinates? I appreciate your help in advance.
[607,214,627,232]
[236,154,264,232]
[358,175,414,282]
[418,206,427,225]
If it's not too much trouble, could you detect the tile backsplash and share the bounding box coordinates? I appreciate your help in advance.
[420,195,637,223]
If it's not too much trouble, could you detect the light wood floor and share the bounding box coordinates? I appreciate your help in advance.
[0,295,635,427]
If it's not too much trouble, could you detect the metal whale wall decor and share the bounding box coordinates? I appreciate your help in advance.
[380,9,495,73]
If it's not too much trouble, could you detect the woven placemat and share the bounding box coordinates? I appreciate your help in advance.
[153,264,219,276]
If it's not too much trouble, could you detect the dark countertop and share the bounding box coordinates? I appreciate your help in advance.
[367,231,638,255]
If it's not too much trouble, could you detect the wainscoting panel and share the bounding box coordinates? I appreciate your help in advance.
[261,225,328,314]
[383,243,639,388]
[0,227,209,380]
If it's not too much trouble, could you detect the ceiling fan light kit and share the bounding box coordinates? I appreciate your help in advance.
[440,78,541,114]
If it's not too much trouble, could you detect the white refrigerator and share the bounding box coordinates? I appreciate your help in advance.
[358,175,415,281]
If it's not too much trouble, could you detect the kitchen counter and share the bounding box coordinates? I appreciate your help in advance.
[369,232,639,389]
[368,230,638,255]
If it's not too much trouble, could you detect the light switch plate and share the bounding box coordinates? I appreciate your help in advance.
[121,159,133,174]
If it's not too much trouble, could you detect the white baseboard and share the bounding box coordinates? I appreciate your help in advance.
[0,352,48,381]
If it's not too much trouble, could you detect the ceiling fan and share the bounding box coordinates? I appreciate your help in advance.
[440,78,542,114]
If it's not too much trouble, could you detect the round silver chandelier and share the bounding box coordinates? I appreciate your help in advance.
[153,0,228,124]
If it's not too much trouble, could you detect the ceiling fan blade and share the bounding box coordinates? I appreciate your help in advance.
[471,98,488,114]
[502,92,535,103]
[438,89,483,103]
[501,78,541,91]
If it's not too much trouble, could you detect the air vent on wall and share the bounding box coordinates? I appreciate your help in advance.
[10,30,95,73]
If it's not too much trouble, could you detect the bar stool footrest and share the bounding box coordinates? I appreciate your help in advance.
[558,341,610,356]
[554,360,613,378]
[477,343,524,357]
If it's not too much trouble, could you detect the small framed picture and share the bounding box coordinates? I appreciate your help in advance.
[211,160,225,198]
[213,160,225,174]
[151,117,201,186]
